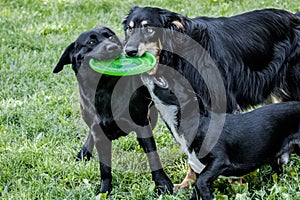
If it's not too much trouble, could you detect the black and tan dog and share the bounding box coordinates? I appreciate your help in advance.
[141,71,300,200]
[53,26,173,195]
[123,6,300,188]
[123,6,300,111]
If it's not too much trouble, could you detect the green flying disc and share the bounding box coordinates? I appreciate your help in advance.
[89,52,156,76]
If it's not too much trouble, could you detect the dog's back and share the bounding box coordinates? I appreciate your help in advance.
[223,101,300,145]
[244,101,300,122]
[215,102,300,172]
[191,9,300,107]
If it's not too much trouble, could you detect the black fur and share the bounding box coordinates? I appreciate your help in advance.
[141,72,300,200]
[123,7,300,113]
[53,26,173,195]
[123,7,300,199]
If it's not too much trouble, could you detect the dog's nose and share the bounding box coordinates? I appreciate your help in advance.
[125,46,138,57]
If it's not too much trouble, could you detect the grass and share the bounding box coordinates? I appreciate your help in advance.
[1,0,300,199]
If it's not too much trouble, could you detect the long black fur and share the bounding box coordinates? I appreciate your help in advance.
[123,7,300,113]
[141,72,300,200]
[53,26,173,195]
[124,7,300,199]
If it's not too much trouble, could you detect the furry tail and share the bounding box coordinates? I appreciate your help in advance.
[277,12,300,101]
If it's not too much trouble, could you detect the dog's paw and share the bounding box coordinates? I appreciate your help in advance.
[95,192,109,200]
[156,181,174,195]
[75,146,93,161]
[173,176,195,190]
[152,169,173,194]
[174,182,191,190]
[97,179,112,196]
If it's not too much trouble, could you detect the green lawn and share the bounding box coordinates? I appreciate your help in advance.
[1,0,300,199]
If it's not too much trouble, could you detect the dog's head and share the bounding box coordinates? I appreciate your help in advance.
[53,26,122,74]
[122,6,185,74]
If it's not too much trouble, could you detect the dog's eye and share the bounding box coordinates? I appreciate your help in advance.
[146,27,153,33]
[143,27,155,35]
[87,39,97,45]
[127,27,133,34]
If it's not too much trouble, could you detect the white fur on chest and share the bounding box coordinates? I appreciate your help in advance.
[149,90,205,174]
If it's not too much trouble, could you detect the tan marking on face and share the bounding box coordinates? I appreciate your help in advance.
[136,41,162,75]
[137,42,158,57]
[129,21,134,28]
[157,38,162,50]
[141,20,148,26]
[142,42,160,75]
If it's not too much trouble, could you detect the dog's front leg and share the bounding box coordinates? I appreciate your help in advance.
[76,130,94,161]
[191,159,222,200]
[174,164,196,189]
[136,127,173,194]
[77,101,95,161]
[91,123,113,195]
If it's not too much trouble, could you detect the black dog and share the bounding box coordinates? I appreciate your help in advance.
[53,26,173,195]
[123,6,300,188]
[123,6,300,112]
[141,72,300,200]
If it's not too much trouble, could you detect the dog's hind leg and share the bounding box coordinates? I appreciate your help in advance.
[91,124,113,195]
[294,144,300,155]
[136,126,173,194]
[273,133,300,174]
[271,160,284,174]
[76,130,94,161]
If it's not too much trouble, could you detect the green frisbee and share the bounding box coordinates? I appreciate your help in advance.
[89,52,156,76]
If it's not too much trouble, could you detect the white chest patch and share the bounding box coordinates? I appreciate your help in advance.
[188,151,205,174]
[148,88,206,174]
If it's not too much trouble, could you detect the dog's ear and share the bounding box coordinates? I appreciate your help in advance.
[122,14,129,27]
[170,20,185,32]
[53,42,75,73]
[159,10,185,32]
[159,10,186,52]
[122,6,140,27]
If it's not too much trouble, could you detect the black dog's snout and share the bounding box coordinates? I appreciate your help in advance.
[106,43,120,52]
[125,46,138,57]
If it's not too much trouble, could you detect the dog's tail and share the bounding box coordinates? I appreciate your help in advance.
[278,12,300,101]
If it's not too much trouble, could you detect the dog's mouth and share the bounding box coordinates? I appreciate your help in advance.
[87,41,122,61]
[147,54,160,75]
[144,39,166,85]
[135,39,162,76]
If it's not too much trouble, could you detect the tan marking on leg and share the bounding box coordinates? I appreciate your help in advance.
[174,165,196,190]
